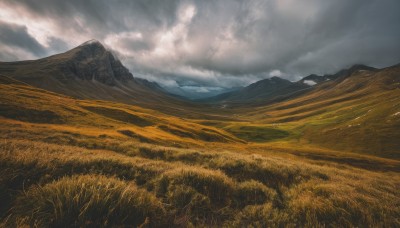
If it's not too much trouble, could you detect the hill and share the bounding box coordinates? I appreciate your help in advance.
[0,75,240,147]
[239,63,400,157]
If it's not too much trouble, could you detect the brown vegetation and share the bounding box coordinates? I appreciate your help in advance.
[1,139,399,227]
[1,70,400,227]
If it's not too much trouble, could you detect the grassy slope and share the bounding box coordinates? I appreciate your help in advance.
[219,65,400,159]
[0,78,240,147]
[1,73,400,226]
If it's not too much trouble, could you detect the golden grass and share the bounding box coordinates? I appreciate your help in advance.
[1,139,399,227]
[244,75,400,157]
[1,76,400,226]
[12,175,166,227]
[0,82,239,148]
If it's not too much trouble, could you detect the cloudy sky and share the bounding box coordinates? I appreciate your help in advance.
[1,0,399,91]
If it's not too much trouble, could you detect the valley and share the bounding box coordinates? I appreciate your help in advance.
[0,41,399,227]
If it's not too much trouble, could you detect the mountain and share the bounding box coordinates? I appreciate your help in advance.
[201,76,310,106]
[0,40,233,119]
[201,64,378,107]
[0,40,209,108]
[0,40,168,101]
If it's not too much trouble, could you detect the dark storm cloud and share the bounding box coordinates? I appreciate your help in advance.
[183,0,400,78]
[2,0,180,39]
[0,21,46,58]
[0,0,399,86]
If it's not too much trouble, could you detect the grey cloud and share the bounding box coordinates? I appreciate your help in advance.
[184,0,400,77]
[0,21,46,57]
[47,37,70,54]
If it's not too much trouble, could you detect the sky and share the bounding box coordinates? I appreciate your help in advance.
[1,0,400,94]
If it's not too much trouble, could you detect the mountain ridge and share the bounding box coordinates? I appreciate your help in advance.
[199,75,310,105]
[200,64,381,107]
[299,64,377,85]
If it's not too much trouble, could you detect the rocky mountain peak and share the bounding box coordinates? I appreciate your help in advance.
[75,39,107,57]
[61,40,133,86]
[79,39,103,46]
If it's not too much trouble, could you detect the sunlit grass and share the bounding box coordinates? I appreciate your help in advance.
[1,139,399,227]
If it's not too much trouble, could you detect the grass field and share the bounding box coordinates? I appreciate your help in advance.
[1,139,399,227]
[1,74,400,227]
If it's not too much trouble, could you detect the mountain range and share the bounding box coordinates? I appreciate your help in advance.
[0,40,384,108]
[200,64,379,106]
[1,40,399,156]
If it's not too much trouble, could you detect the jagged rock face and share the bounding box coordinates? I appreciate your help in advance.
[61,41,133,86]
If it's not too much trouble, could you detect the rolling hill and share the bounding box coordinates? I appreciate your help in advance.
[0,41,399,227]
[239,63,400,157]
[0,75,241,147]
[1,68,400,227]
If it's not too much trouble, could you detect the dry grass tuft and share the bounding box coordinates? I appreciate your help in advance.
[10,175,166,227]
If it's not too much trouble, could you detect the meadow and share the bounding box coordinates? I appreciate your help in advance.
[1,76,400,227]
[1,139,399,227]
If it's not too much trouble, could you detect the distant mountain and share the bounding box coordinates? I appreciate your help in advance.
[201,76,310,105]
[201,64,379,107]
[163,84,243,100]
[299,64,377,86]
